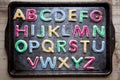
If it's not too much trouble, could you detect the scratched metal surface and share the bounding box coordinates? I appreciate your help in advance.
[11,6,106,72]
[0,0,120,80]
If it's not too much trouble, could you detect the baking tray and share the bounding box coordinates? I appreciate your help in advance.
[5,2,115,77]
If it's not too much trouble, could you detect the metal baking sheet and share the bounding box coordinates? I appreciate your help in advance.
[5,2,115,77]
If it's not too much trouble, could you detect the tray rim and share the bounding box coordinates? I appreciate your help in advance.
[5,1,115,77]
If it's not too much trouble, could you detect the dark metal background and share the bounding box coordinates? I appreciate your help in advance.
[5,2,115,77]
